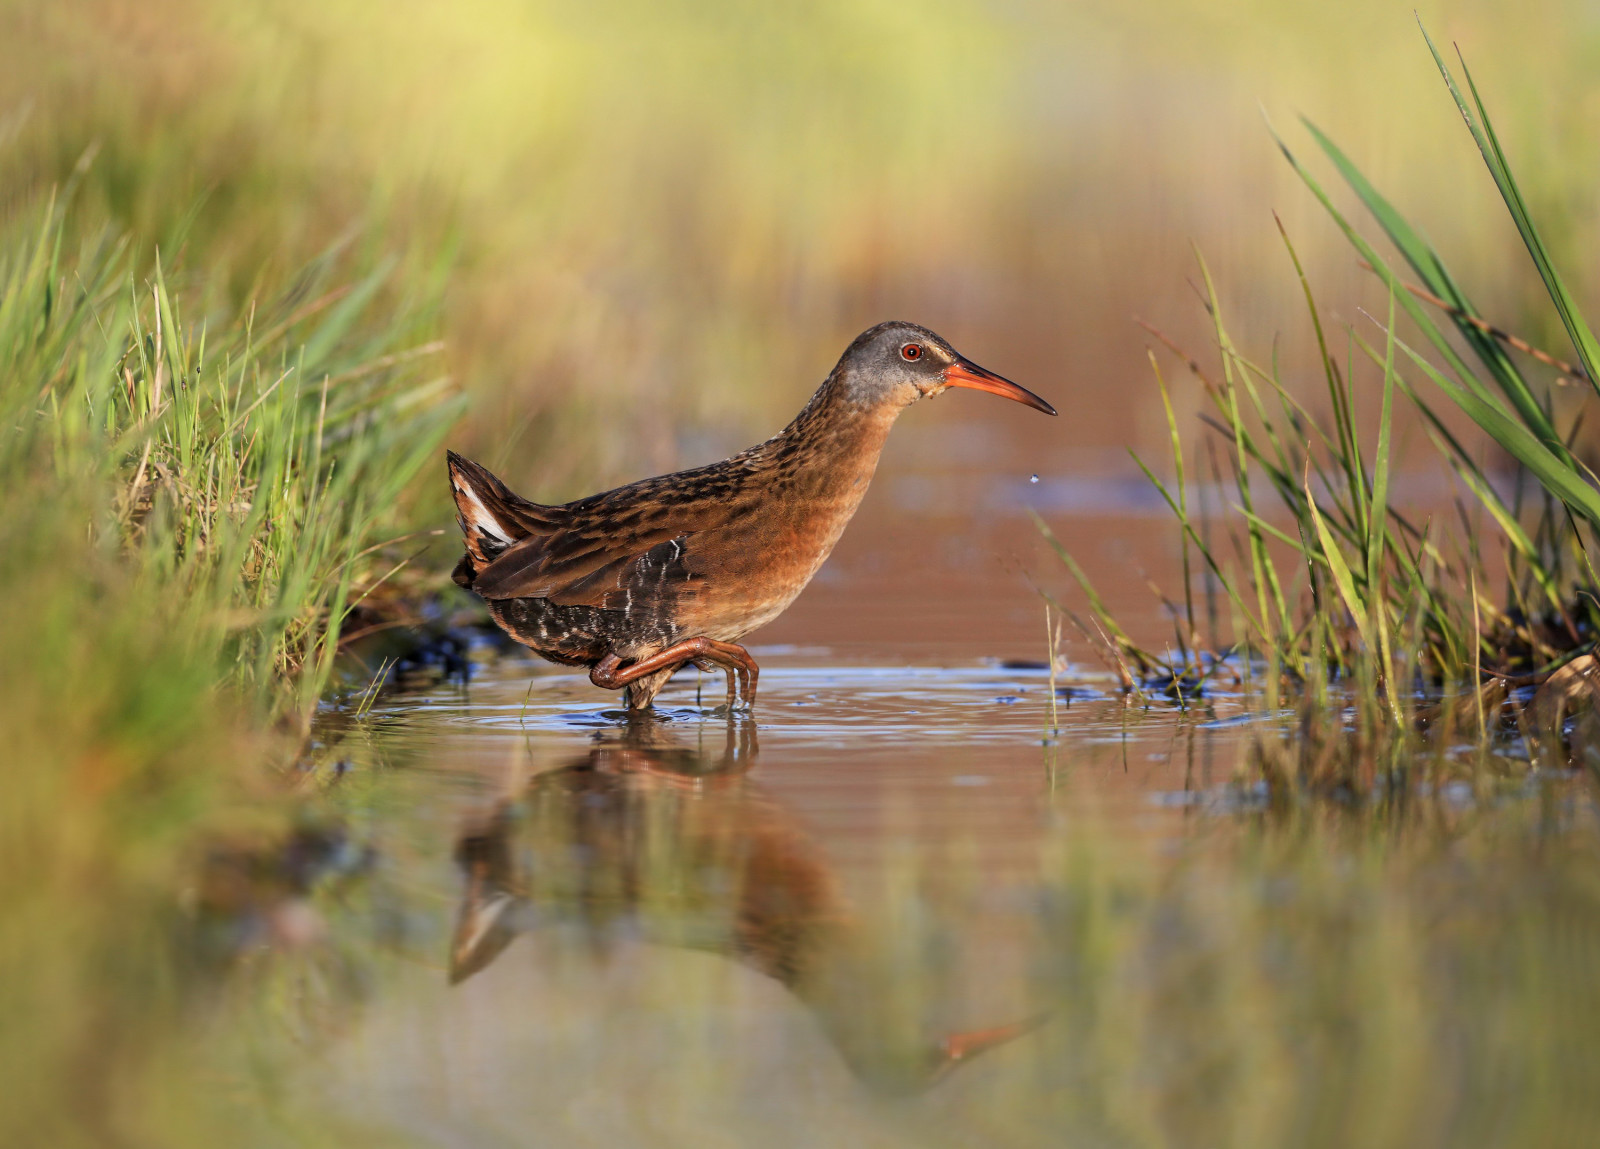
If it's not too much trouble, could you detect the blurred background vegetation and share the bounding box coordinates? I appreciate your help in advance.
[7,0,1600,504]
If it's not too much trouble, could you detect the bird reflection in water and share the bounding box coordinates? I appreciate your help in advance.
[449,713,1037,1094]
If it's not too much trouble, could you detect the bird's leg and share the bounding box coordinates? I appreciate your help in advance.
[590,637,760,710]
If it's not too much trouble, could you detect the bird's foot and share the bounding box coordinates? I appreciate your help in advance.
[592,639,760,712]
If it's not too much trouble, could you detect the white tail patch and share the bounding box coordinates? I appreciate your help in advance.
[453,478,515,547]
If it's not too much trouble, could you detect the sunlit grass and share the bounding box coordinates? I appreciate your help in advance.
[1043,27,1600,797]
[0,181,458,1143]
[0,187,461,704]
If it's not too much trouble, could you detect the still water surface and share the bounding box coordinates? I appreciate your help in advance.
[301,645,1260,1145]
[262,595,1600,1149]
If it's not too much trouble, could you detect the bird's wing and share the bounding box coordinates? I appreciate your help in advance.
[468,492,732,607]
[462,444,774,609]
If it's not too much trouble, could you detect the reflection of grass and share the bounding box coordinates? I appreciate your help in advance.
[97,711,1600,1146]
[1032,795,1600,1148]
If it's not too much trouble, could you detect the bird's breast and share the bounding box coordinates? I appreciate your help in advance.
[687,462,879,641]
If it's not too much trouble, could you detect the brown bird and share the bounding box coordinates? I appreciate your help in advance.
[448,321,1056,709]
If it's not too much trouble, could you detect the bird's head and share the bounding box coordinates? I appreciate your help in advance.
[831,321,1056,416]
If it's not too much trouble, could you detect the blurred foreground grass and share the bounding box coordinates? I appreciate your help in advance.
[0,180,457,1142]
[1025,796,1600,1149]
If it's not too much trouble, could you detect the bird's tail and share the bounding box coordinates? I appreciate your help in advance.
[446,451,550,588]
[448,821,522,984]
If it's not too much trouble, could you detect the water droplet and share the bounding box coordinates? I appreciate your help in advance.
[1029,473,1040,484]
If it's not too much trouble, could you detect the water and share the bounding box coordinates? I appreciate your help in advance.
[238,455,1600,1144]
[279,650,1254,1139]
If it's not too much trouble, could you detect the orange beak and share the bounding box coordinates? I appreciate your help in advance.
[942,357,1057,416]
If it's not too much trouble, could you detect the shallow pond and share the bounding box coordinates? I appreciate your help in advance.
[244,636,1600,1149]
[296,651,1233,1142]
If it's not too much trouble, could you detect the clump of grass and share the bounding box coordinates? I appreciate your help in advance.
[1043,27,1600,790]
[0,180,460,1144]
[0,182,462,714]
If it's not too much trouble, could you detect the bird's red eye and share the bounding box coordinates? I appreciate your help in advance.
[901,343,922,361]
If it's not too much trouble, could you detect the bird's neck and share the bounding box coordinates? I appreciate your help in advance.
[771,374,901,494]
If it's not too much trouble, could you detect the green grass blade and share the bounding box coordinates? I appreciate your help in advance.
[1195,251,1289,638]
[1302,117,1564,453]
[1366,286,1395,601]
[1390,329,1600,527]
[1273,213,1367,541]
[1149,350,1197,654]
[299,258,395,376]
[1420,24,1600,395]
[1029,509,1144,659]
[1269,117,1509,412]
[1125,451,1271,648]
[1234,504,1322,563]
[1443,449,1562,611]
[1305,473,1375,653]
